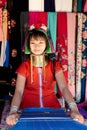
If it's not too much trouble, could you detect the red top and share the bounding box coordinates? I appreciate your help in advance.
[16,59,62,109]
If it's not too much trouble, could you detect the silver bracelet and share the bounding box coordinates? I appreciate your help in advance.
[68,102,77,110]
[10,105,19,112]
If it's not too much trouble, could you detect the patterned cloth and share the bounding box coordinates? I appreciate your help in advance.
[67,13,76,97]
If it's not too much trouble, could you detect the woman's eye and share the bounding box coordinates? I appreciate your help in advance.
[31,42,35,44]
[40,42,44,44]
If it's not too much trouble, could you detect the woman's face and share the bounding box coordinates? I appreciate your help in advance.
[30,36,46,55]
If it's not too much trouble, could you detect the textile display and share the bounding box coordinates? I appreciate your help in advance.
[26,0,87,12]
[20,12,87,103]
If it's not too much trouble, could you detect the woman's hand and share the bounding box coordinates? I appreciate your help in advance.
[6,113,20,126]
[70,110,84,124]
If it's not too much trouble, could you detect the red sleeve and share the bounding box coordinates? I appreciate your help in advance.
[16,60,30,78]
[54,60,62,73]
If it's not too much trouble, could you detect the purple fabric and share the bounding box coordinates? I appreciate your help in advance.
[78,108,87,119]
[78,102,87,119]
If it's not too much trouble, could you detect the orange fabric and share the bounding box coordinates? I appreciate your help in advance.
[16,59,62,109]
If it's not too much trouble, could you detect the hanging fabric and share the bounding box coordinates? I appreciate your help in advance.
[75,13,83,103]
[48,12,57,51]
[28,0,44,11]
[0,9,2,42]
[56,12,68,82]
[81,13,87,102]
[67,13,76,97]
[44,0,55,12]
[72,0,78,12]
[77,0,83,12]
[20,12,28,54]
[0,9,9,67]
[28,12,47,26]
[55,0,73,12]
[3,40,9,67]
[83,0,87,12]
[0,0,6,7]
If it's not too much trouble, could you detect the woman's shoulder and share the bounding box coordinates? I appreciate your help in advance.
[21,59,30,66]
[16,59,30,71]
[48,60,62,72]
[16,59,30,77]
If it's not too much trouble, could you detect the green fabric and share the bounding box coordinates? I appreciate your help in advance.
[48,12,57,51]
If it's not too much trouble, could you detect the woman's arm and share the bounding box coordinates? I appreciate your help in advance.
[6,74,26,125]
[55,69,84,123]
[10,74,26,113]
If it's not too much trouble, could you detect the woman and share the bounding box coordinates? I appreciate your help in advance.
[6,24,84,126]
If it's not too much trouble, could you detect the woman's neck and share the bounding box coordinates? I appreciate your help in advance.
[31,54,47,67]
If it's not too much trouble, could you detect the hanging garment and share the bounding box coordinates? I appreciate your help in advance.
[67,13,76,97]
[0,0,6,7]
[55,0,73,12]
[20,12,28,52]
[0,9,8,67]
[72,0,78,12]
[48,12,57,51]
[44,0,55,12]
[56,12,68,82]
[20,12,28,61]
[28,12,47,26]
[81,13,87,102]
[83,0,87,12]
[28,0,44,11]
[0,9,2,42]
[75,13,83,103]
[3,40,9,67]
[77,0,83,12]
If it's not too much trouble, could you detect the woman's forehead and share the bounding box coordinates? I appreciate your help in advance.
[30,36,46,41]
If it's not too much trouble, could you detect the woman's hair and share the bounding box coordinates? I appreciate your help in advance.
[27,29,48,50]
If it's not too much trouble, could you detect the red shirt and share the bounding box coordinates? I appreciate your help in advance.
[16,59,62,109]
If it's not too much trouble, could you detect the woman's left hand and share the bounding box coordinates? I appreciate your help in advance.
[70,111,84,124]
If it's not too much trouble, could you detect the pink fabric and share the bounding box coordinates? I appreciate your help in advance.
[83,0,87,12]
[67,13,76,97]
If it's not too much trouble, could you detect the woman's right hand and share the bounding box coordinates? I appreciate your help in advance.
[6,113,20,126]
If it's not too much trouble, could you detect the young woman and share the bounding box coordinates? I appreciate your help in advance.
[6,25,84,126]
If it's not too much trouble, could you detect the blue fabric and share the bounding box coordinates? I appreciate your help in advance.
[3,40,9,67]
[77,0,83,12]
[10,108,87,130]
[81,13,87,102]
